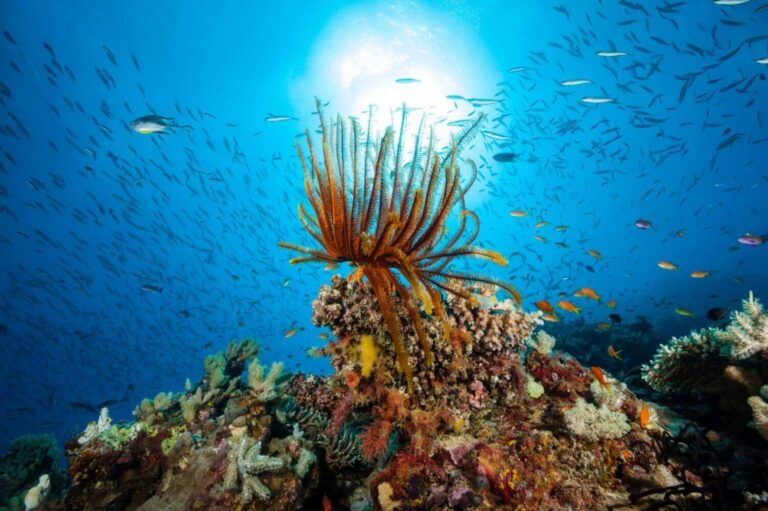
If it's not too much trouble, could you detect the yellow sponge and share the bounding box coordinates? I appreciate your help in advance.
[360,334,379,377]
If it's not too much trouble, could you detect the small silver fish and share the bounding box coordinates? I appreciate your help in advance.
[581,97,614,104]
[265,113,297,122]
[596,51,627,57]
[560,79,591,86]
[130,115,189,134]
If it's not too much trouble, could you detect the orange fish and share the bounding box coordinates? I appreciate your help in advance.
[587,249,603,260]
[542,313,560,322]
[620,449,633,463]
[690,270,710,278]
[534,220,549,229]
[606,299,617,309]
[534,300,554,313]
[284,327,304,338]
[348,266,364,283]
[607,345,622,360]
[509,210,527,217]
[558,301,581,314]
[639,402,650,429]
[322,495,333,511]
[324,262,339,270]
[574,287,601,301]
[657,260,679,271]
[596,322,612,331]
[591,366,611,388]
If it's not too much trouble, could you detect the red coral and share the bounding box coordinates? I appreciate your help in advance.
[326,394,354,437]
[526,351,590,400]
[361,419,393,461]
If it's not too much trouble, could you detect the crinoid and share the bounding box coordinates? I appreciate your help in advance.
[279,99,521,393]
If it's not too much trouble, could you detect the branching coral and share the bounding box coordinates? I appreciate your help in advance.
[641,328,726,395]
[716,291,768,360]
[223,436,284,503]
[279,99,521,392]
[247,360,284,402]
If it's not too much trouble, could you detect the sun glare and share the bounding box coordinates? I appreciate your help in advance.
[292,2,498,141]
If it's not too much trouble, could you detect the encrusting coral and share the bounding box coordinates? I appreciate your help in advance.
[279,99,521,393]
[563,397,631,441]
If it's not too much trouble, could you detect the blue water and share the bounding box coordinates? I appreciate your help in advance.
[1,0,766,451]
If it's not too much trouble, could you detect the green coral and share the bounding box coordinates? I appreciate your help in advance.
[98,422,151,450]
[525,375,545,399]
[160,426,188,455]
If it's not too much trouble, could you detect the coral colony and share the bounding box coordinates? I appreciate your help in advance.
[3,112,767,511]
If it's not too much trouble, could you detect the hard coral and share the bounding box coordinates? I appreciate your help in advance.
[716,291,768,360]
[563,397,631,441]
[313,275,539,406]
[223,436,284,503]
[279,99,520,393]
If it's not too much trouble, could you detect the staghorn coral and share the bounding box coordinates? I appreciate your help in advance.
[247,360,284,402]
[279,99,521,393]
[224,436,285,503]
[563,397,631,441]
[716,291,768,360]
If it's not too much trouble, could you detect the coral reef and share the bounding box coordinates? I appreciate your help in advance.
[13,81,765,509]
[312,275,540,405]
[0,435,66,510]
[642,292,768,442]
[279,100,520,393]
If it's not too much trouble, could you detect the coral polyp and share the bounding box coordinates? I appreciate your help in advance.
[279,99,520,392]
